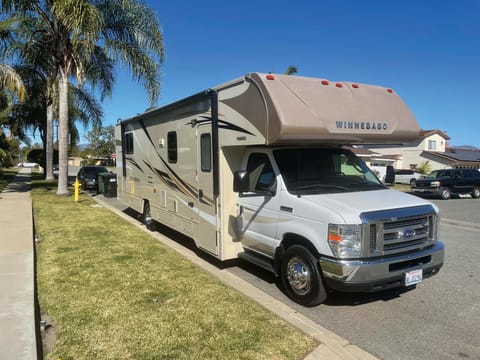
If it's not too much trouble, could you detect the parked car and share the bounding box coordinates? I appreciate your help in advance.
[411,168,480,200]
[394,169,424,185]
[77,166,109,190]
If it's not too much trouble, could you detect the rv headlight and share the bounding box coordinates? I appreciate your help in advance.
[328,224,362,259]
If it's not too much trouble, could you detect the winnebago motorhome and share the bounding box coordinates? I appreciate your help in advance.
[115,73,444,306]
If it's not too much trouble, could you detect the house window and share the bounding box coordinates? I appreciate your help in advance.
[167,131,177,163]
[428,140,436,151]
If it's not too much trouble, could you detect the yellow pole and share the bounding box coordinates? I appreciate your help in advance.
[74,177,80,202]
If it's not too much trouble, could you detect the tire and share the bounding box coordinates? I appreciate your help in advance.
[472,187,480,199]
[440,187,452,200]
[281,245,327,307]
[142,201,155,231]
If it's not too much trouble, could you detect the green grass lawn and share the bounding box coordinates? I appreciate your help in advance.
[32,183,316,360]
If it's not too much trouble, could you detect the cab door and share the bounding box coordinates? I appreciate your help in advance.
[196,126,218,255]
[236,152,280,257]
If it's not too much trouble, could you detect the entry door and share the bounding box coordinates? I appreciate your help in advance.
[196,126,218,255]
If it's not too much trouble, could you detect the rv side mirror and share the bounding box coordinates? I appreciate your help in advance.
[385,165,395,184]
[233,170,250,193]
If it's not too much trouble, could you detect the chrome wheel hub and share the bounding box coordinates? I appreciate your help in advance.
[287,257,311,295]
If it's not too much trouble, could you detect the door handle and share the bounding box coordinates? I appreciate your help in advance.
[188,201,194,208]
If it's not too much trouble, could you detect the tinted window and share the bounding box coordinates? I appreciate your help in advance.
[200,133,211,172]
[274,148,383,195]
[125,133,134,154]
[168,131,177,163]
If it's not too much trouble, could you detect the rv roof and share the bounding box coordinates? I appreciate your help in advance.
[218,72,421,145]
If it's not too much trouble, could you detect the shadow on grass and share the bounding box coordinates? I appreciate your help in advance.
[114,200,410,308]
[121,206,279,286]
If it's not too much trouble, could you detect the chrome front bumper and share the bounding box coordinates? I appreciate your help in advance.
[319,242,444,292]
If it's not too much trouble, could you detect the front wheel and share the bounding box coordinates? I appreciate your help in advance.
[472,187,480,199]
[281,245,327,307]
[440,187,452,200]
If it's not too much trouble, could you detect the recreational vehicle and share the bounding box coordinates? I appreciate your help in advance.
[115,73,444,306]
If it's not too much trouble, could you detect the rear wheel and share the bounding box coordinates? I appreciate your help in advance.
[440,187,452,200]
[142,201,155,231]
[281,245,327,307]
[472,187,480,199]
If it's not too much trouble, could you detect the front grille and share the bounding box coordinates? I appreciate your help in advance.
[414,182,432,189]
[361,205,438,257]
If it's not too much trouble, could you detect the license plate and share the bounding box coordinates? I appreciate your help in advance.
[405,269,423,286]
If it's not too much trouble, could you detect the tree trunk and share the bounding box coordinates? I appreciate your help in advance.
[45,101,54,180]
[56,69,69,196]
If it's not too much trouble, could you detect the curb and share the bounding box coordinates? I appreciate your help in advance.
[93,196,379,360]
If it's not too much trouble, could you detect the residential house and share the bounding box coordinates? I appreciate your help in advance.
[365,129,460,171]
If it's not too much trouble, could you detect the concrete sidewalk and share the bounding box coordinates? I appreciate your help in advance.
[0,168,38,360]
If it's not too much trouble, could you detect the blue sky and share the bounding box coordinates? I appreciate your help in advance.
[97,0,480,147]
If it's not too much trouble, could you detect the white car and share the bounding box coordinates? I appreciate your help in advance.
[395,169,424,185]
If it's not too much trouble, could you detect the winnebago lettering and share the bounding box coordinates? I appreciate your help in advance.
[335,121,388,130]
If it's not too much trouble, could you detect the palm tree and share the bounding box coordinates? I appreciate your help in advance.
[2,0,162,193]
[0,64,26,101]
[0,64,26,166]
[52,0,163,195]
[5,66,104,168]
[285,65,298,75]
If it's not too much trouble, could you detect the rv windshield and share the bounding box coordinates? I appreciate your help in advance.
[273,148,384,195]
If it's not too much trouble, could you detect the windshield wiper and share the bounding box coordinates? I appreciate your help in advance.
[297,184,349,191]
[347,181,385,188]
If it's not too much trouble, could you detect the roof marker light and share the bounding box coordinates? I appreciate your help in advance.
[321,80,329,85]
[336,83,343,88]
[352,84,359,88]
[387,88,393,93]
[266,74,275,80]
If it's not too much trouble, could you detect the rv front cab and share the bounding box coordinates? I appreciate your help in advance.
[233,147,444,306]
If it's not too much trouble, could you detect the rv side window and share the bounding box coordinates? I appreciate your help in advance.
[200,133,211,172]
[168,131,177,163]
[125,133,134,154]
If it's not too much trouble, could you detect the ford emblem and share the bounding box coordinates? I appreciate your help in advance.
[403,229,416,239]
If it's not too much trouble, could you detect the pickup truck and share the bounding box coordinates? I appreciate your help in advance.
[411,168,480,200]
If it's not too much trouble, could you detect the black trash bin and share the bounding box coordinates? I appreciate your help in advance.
[103,173,117,198]
[97,172,109,194]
